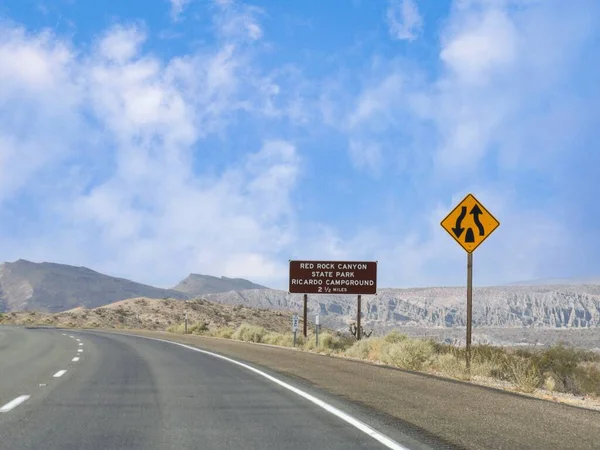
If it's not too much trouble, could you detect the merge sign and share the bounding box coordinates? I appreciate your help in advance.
[289,260,377,295]
[440,193,500,253]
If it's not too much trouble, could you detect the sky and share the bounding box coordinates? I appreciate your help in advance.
[0,0,598,290]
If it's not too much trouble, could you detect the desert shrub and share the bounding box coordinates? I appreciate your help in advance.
[263,332,286,346]
[381,339,436,371]
[304,332,350,353]
[507,357,541,393]
[189,321,209,334]
[434,353,469,380]
[384,330,408,344]
[214,327,235,339]
[528,344,599,394]
[345,338,377,359]
[166,323,186,334]
[96,308,106,316]
[232,324,267,343]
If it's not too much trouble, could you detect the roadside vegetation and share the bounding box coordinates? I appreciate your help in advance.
[167,322,600,398]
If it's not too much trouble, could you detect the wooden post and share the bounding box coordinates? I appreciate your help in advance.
[185,311,188,335]
[303,294,308,338]
[466,252,473,370]
[357,295,362,340]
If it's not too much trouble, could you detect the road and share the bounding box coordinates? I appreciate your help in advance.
[0,327,438,450]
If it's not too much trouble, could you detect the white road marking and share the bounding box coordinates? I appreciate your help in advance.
[62,333,66,336]
[53,370,67,378]
[78,342,83,346]
[72,357,80,362]
[77,349,83,353]
[76,339,80,342]
[69,335,74,338]
[0,395,30,413]
[122,334,410,450]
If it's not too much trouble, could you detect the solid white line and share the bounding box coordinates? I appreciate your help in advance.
[0,395,30,413]
[121,334,410,450]
[77,349,83,353]
[53,370,67,378]
[72,357,80,362]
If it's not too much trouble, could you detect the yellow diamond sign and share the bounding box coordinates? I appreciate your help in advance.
[441,193,500,253]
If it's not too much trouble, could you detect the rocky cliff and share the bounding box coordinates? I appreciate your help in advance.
[201,285,600,330]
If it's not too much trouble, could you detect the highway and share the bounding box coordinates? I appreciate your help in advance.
[0,327,437,450]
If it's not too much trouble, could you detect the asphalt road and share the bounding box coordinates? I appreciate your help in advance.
[0,327,438,450]
[105,329,600,450]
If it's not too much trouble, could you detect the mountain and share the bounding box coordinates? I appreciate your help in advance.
[0,260,187,313]
[506,277,600,286]
[199,284,600,330]
[171,273,268,297]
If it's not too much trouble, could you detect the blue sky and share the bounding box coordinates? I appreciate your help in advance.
[0,0,598,290]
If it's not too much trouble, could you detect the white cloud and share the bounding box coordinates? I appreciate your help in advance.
[386,0,423,41]
[0,7,303,287]
[213,1,264,42]
[169,0,191,21]
[348,139,382,174]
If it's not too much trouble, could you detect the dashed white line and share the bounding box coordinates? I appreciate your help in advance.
[0,395,30,413]
[78,342,83,346]
[76,339,80,342]
[69,335,74,338]
[77,349,83,353]
[62,333,67,336]
[53,370,67,378]
[72,357,80,362]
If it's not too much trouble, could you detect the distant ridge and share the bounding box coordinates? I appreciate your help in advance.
[0,259,186,313]
[505,276,600,286]
[171,273,269,297]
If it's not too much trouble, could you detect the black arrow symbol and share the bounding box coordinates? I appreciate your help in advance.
[453,207,467,238]
[470,204,485,236]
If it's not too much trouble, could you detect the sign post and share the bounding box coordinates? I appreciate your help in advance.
[289,260,377,340]
[441,193,499,370]
[303,294,308,338]
[184,311,188,335]
[315,313,320,347]
[357,295,362,340]
[292,314,299,347]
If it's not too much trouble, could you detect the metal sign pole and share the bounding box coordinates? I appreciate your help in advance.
[292,314,298,347]
[466,252,473,370]
[357,295,362,340]
[315,313,320,347]
[303,294,308,338]
[185,312,188,335]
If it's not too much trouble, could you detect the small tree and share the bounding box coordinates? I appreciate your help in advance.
[349,322,373,340]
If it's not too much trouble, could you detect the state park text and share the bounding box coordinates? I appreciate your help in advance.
[288,260,377,295]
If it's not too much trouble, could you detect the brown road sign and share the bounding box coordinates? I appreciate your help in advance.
[441,193,500,253]
[289,260,377,295]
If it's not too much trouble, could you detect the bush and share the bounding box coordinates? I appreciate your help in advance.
[381,339,436,371]
[508,357,541,393]
[345,338,376,359]
[190,321,209,334]
[530,344,599,395]
[214,327,235,339]
[384,330,408,344]
[166,323,186,334]
[434,353,469,380]
[232,324,267,343]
